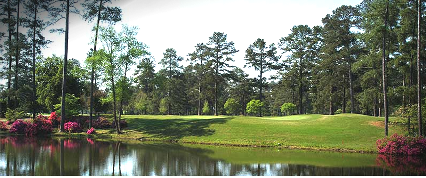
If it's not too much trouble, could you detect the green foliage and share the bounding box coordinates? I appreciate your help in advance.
[281,103,296,115]
[54,94,81,118]
[224,98,240,115]
[202,100,210,115]
[335,109,343,114]
[159,98,169,115]
[5,108,25,122]
[246,99,264,116]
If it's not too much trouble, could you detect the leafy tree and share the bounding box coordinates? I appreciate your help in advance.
[159,97,168,115]
[207,32,238,116]
[228,67,255,116]
[54,93,81,118]
[244,38,279,117]
[281,103,296,116]
[82,0,122,128]
[224,98,240,115]
[36,56,84,112]
[202,100,210,115]
[246,99,264,116]
[97,25,123,133]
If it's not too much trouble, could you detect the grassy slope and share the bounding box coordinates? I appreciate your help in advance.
[120,113,405,152]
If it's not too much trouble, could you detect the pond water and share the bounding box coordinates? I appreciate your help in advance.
[0,136,425,176]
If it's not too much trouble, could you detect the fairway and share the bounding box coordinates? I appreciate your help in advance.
[119,113,406,152]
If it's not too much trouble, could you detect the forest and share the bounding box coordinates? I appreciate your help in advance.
[0,0,424,135]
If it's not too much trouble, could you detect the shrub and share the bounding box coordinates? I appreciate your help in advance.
[5,108,25,122]
[91,117,112,129]
[335,109,343,114]
[64,122,82,133]
[202,100,210,115]
[281,103,296,115]
[246,99,265,116]
[34,115,53,135]
[87,127,96,135]
[224,98,240,115]
[376,133,426,156]
[0,121,8,131]
[48,112,60,127]
[112,119,127,128]
[9,120,28,134]
[25,123,38,136]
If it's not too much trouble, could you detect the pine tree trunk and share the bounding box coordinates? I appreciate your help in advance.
[383,0,389,136]
[32,3,37,120]
[14,0,20,109]
[7,0,12,109]
[259,55,263,117]
[343,74,346,113]
[60,0,70,132]
[214,63,218,116]
[90,0,103,128]
[349,63,355,113]
[417,0,422,136]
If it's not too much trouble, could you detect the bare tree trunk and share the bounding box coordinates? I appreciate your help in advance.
[329,88,334,115]
[259,55,263,117]
[14,0,20,109]
[90,0,103,128]
[417,0,423,136]
[60,0,70,132]
[112,74,120,134]
[215,63,219,116]
[7,0,12,109]
[32,2,38,120]
[383,0,389,136]
[349,63,355,113]
[343,74,346,113]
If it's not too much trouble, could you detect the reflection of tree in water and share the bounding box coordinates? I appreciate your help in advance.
[376,154,426,175]
[0,137,425,176]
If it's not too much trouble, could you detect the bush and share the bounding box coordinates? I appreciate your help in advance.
[91,117,112,129]
[5,108,25,122]
[87,127,96,135]
[202,100,210,115]
[246,99,265,116]
[281,103,296,115]
[64,122,82,133]
[335,109,343,114]
[224,98,240,115]
[376,133,426,156]
[48,112,60,127]
[34,115,53,135]
[0,121,8,131]
[9,120,28,134]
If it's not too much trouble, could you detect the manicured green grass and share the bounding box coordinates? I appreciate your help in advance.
[118,113,406,152]
[1,113,407,152]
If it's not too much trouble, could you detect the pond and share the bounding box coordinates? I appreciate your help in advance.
[0,136,425,176]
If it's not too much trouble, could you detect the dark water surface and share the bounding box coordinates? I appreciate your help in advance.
[0,136,425,176]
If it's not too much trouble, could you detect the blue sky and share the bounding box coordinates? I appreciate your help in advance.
[39,0,362,82]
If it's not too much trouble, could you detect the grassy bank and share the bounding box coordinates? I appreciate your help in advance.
[1,114,407,152]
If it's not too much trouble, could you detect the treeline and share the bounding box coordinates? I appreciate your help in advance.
[0,0,425,134]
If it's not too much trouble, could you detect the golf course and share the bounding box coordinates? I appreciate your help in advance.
[66,113,407,153]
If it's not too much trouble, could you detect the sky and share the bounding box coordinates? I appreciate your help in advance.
[4,0,363,84]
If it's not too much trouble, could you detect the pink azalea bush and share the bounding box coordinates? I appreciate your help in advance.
[86,127,96,135]
[9,120,28,134]
[34,114,53,135]
[64,121,82,133]
[376,133,426,156]
[48,112,60,127]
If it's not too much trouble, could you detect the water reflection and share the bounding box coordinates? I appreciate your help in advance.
[0,136,424,176]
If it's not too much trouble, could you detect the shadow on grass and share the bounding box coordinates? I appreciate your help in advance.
[127,117,231,140]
